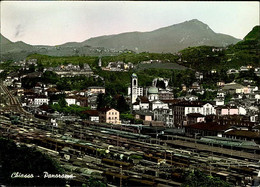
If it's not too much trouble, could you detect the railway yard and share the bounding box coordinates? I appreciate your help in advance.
[1,83,260,186]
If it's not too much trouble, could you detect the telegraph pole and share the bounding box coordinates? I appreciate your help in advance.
[120,164,122,187]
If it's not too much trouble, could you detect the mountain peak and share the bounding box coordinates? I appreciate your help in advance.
[188,19,201,22]
[184,19,210,29]
[83,20,240,53]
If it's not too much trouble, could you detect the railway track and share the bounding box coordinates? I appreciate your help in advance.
[1,90,259,187]
[0,83,32,116]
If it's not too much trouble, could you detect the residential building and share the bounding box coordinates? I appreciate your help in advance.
[214,98,224,106]
[99,108,120,124]
[44,63,93,77]
[82,110,99,123]
[150,100,168,111]
[159,91,174,100]
[88,86,106,95]
[173,101,215,127]
[216,106,239,116]
[186,113,205,125]
[134,111,153,122]
[132,96,150,111]
[195,72,203,80]
[154,108,174,128]
[34,96,49,106]
[206,115,256,129]
[222,82,248,94]
[65,97,76,106]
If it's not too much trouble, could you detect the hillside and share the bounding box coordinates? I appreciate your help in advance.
[0,34,12,45]
[178,25,260,71]
[81,19,240,53]
[244,26,260,41]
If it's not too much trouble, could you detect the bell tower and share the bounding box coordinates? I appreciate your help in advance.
[131,73,138,104]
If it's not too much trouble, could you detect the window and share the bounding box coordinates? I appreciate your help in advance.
[133,79,137,86]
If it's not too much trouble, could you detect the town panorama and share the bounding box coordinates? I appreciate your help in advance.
[0,3,260,187]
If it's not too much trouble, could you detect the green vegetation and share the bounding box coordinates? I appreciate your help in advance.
[244,26,260,41]
[100,52,179,66]
[179,46,228,71]
[21,71,104,90]
[179,25,259,71]
[26,52,179,70]
[27,54,99,69]
[96,93,130,113]
[198,91,217,102]
[83,177,107,187]
[182,169,230,187]
[0,137,65,186]
[120,113,143,124]
[135,62,187,71]
[0,61,20,79]
[50,101,90,117]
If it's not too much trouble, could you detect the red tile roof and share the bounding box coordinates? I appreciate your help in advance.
[82,110,99,116]
[139,96,149,103]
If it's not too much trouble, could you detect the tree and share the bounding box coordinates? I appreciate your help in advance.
[58,97,67,108]
[224,92,232,104]
[97,93,112,110]
[116,95,130,113]
[171,71,177,87]
[0,138,65,186]
[42,71,59,84]
[182,169,230,187]
[156,80,166,89]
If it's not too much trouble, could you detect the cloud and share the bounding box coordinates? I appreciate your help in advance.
[15,24,25,38]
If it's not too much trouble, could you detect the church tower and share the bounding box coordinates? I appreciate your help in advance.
[98,57,102,67]
[131,73,138,104]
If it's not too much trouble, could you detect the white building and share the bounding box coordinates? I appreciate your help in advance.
[65,97,76,106]
[34,97,49,106]
[173,101,216,126]
[150,100,168,111]
[214,98,225,106]
[154,108,174,127]
[238,106,247,115]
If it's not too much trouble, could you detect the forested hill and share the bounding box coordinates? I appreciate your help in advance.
[177,25,260,72]
[244,26,260,41]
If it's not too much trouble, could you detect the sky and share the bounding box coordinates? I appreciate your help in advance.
[1,1,259,46]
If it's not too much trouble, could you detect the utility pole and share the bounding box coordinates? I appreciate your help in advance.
[120,164,122,187]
